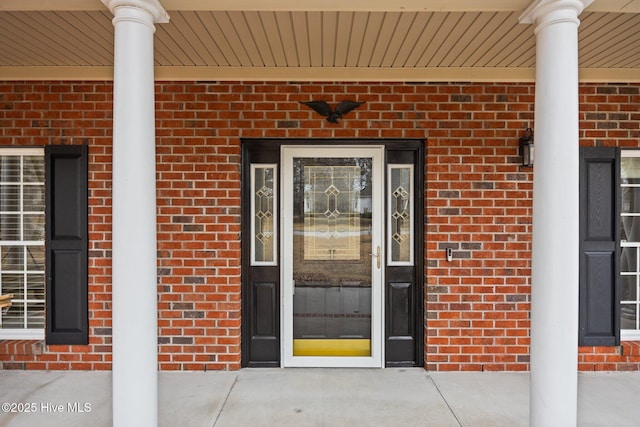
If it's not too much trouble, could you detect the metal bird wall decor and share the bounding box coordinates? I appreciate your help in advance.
[300,100,365,123]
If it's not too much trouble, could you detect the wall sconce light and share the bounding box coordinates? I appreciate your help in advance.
[519,128,534,167]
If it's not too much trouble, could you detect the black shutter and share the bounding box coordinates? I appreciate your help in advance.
[45,145,88,345]
[579,147,619,346]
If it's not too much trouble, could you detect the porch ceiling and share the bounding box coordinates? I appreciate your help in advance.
[0,0,639,82]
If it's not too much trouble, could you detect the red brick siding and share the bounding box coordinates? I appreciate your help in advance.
[424,83,535,371]
[0,81,639,371]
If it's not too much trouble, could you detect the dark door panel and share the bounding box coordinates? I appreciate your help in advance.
[385,143,424,366]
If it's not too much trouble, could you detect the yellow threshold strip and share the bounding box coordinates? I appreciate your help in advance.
[293,339,371,357]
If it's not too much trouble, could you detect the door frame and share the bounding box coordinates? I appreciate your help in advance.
[241,139,424,368]
[281,145,385,368]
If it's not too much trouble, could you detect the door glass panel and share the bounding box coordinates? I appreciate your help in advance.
[388,165,413,265]
[292,157,373,357]
[251,165,277,265]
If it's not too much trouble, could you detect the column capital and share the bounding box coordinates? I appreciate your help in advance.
[101,0,169,24]
[519,0,593,27]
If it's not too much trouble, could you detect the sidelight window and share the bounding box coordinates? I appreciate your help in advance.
[251,164,277,265]
[388,165,413,265]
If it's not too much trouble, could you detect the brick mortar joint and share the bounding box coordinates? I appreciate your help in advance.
[622,341,640,356]
[0,340,45,356]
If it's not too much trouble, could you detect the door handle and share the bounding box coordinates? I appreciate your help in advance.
[369,245,381,269]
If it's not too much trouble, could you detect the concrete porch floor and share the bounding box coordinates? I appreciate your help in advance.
[1,369,639,426]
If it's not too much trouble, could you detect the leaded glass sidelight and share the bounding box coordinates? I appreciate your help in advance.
[251,164,277,265]
[388,165,413,265]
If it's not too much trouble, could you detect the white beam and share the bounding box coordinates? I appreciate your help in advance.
[2,0,638,12]
[0,0,530,12]
[2,65,640,82]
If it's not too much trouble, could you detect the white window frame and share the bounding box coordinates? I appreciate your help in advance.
[620,150,640,341]
[0,147,45,340]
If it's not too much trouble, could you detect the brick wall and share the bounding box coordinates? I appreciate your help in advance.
[0,81,638,371]
[424,83,534,371]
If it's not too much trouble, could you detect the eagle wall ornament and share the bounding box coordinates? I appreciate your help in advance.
[300,100,365,123]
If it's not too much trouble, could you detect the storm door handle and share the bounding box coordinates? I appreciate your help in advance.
[369,245,381,269]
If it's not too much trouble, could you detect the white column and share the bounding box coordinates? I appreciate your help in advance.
[520,1,592,426]
[101,1,168,426]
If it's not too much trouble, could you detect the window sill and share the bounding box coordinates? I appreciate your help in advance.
[621,330,640,341]
[0,328,45,341]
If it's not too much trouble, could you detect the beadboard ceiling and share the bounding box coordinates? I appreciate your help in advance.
[0,0,639,81]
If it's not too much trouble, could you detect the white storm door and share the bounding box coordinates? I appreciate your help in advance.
[281,146,384,368]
